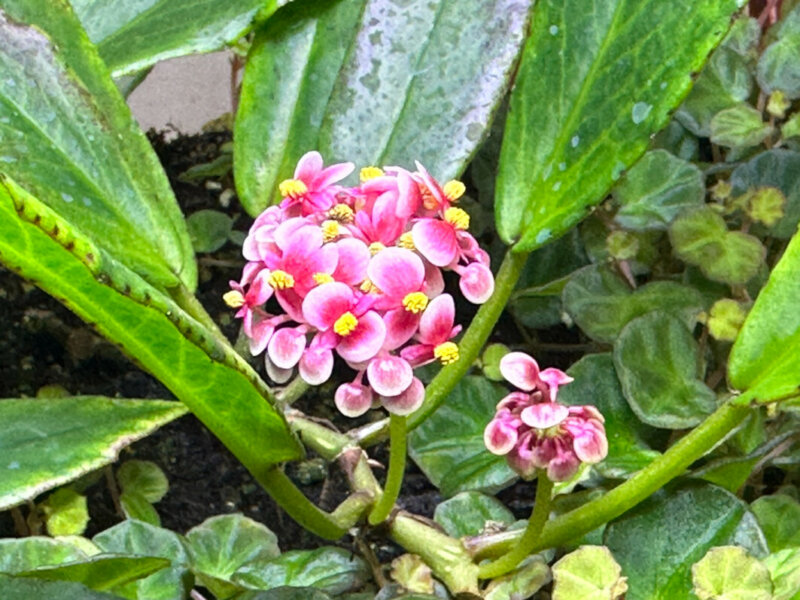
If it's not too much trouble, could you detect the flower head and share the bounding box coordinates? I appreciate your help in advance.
[484,353,607,481]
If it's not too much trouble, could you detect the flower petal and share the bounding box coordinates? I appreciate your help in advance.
[380,377,425,416]
[539,368,574,401]
[299,347,334,385]
[312,161,355,188]
[337,310,386,363]
[499,352,541,392]
[520,402,569,429]
[383,308,420,351]
[333,238,370,286]
[267,327,306,369]
[265,354,293,384]
[302,282,354,330]
[334,383,374,418]
[418,293,455,345]
[367,247,424,300]
[484,418,519,455]
[459,262,494,304]
[412,219,458,267]
[294,151,323,181]
[367,355,413,397]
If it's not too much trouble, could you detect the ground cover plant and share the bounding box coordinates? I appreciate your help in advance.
[3,0,800,598]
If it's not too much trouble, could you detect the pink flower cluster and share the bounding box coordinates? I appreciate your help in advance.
[226,152,494,417]
[484,353,608,481]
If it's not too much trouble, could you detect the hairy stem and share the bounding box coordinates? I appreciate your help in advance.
[368,414,407,524]
[478,473,553,579]
[470,400,750,559]
[357,249,530,446]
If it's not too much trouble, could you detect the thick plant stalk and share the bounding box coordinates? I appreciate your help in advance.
[468,400,751,559]
[368,414,407,524]
[478,472,554,578]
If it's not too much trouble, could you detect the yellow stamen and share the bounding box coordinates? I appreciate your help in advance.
[360,166,384,182]
[360,279,381,294]
[333,311,358,336]
[278,178,308,198]
[328,204,355,223]
[398,232,416,250]
[402,291,428,314]
[321,220,340,243]
[268,270,295,290]
[434,341,459,365]
[223,290,245,308]
[443,180,465,202]
[369,242,386,255]
[444,207,470,230]
[313,272,334,285]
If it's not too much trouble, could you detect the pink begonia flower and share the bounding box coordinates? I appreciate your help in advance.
[367,354,413,397]
[263,223,339,298]
[278,151,354,216]
[400,294,461,367]
[299,339,334,385]
[302,282,385,363]
[267,326,307,370]
[484,352,607,482]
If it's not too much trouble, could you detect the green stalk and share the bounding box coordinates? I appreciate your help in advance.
[368,414,408,524]
[257,466,349,540]
[357,249,530,447]
[470,400,751,559]
[478,473,553,579]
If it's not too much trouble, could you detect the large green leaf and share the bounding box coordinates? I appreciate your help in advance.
[234,0,366,216]
[729,224,800,404]
[408,376,517,497]
[495,0,743,251]
[16,555,170,593]
[0,178,302,472]
[0,0,196,289]
[93,520,190,600]
[0,396,185,511]
[604,482,768,600]
[235,0,532,216]
[433,491,514,538]
[0,574,126,600]
[613,312,717,429]
[70,0,286,78]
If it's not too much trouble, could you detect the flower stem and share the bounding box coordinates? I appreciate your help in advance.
[356,249,530,447]
[478,473,554,579]
[470,400,751,559]
[368,413,407,524]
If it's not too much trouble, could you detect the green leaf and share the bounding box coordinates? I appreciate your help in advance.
[692,546,772,600]
[670,207,765,285]
[238,588,332,600]
[186,514,280,598]
[751,495,800,552]
[120,492,161,527]
[70,0,285,78]
[495,0,741,251]
[117,461,168,504]
[0,396,185,511]
[552,545,628,600]
[233,548,369,596]
[604,482,768,600]
[234,0,366,215]
[0,178,303,471]
[0,573,126,600]
[757,6,800,99]
[728,221,800,404]
[319,0,532,179]
[0,1,196,289]
[16,555,170,593]
[433,492,514,538]
[0,537,87,573]
[562,265,704,343]
[614,312,716,429]
[559,354,662,477]
[676,18,759,137]
[43,488,89,537]
[408,376,517,497]
[236,0,532,216]
[764,548,800,600]
[731,150,800,239]
[93,520,190,600]
[613,150,705,231]
[710,104,773,148]
[186,210,233,254]
[484,555,550,600]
